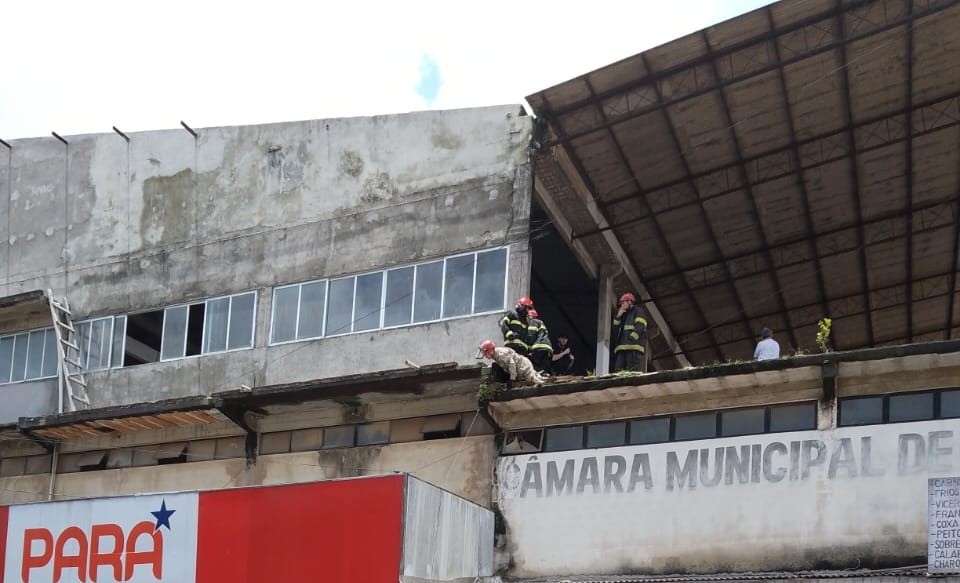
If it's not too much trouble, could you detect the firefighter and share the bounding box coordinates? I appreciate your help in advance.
[612,292,648,373]
[478,340,546,387]
[526,309,553,375]
[500,297,534,356]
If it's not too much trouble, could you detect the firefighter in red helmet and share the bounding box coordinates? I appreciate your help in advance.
[478,340,545,387]
[500,297,534,356]
[612,292,648,372]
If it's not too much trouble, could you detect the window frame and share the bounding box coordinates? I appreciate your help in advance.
[201,291,258,354]
[0,326,59,385]
[268,245,510,345]
[838,388,958,427]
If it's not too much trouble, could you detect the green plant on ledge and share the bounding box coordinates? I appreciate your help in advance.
[476,382,503,402]
[816,317,833,352]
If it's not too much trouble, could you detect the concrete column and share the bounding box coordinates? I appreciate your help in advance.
[596,266,615,377]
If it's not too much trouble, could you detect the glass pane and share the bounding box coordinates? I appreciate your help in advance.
[942,390,960,418]
[10,334,28,382]
[769,402,816,432]
[443,254,475,318]
[675,412,717,441]
[413,261,443,323]
[203,297,230,353]
[839,397,883,426]
[322,426,355,449]
[25,330,46,380]
[357,422,390,446]
[543,426,584,451]
[474,248,507,313]
[227,293,256,350]
[0,336,15,383]
[75,321,91,369]
[629,418,670,445]
[384,267,414,327]
[88,318,108,370]
[587,422,626,449]
[271,286,299,343]
[354,272,383,332]
[721,408,765,437]
[889,392,934,422]
[326,278,355,336]
[298,281,326,339]
[111,316,126,368]
[161,306,188,360]
[41,330,58,377]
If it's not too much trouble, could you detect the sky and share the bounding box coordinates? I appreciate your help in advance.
[0,0,770,140]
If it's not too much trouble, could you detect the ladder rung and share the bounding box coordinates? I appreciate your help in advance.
[67,377,87,387]
[65,357,83,368]
[56,321,75,332]
[71,395,90,404]
[61,340,79,351]
[51,302,71,315]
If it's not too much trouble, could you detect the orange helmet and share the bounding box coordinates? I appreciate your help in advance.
[528,309,539,318]
[480,340,496,357]
[516,297,534,309]
[619,292,636,304]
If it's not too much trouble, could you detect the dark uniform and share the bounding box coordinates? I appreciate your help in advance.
[500,309,530,356]
[613,305,647,372]
[552,339,574,375]
[527,317,553,374]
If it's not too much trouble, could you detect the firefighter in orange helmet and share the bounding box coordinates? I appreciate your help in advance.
[500,297,534,356]
[478,340,546,387]
[612,292,648,372]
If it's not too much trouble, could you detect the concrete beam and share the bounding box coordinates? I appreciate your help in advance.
[550,147,690,368]
[596,266,615,376]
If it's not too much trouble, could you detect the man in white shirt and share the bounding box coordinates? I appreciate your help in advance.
[754,327,780,361]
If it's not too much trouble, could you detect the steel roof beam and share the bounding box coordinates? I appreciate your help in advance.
[703,29,800,351]
[833,0,875,348]
[539,94,692,368]
[905,3,916,343]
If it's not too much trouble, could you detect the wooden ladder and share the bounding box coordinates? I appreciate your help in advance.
[47,290,90,412]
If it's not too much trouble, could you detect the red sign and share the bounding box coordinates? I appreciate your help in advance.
[2,476,404,583]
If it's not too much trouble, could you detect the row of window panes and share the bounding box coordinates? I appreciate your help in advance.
[160,292,256,360]
[0,328,58,384]
[75,316,125,372]
[270,247,508,344]
[535,402,818,453]
[839,388,960,426]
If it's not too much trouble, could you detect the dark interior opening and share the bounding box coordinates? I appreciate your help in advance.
[124,310,164,366]
[186,303,205,357]
[529,197,598,376]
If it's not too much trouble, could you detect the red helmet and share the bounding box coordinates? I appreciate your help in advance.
[516,297,534,309]
[528,309,539,318]
[480,340,496,357]
[619,292,636,304]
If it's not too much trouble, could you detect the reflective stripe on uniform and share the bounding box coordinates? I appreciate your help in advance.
[507,339,530,349]
[614,344,645,353]
[635,317,648,327]
[623,324,635,331]
[612,318,621,326]
[528,325,541,332]
[531,343,552,351]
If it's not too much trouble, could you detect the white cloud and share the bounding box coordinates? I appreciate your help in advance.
[0,0,770,139]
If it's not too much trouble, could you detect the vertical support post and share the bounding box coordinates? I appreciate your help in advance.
[596,265,616,377]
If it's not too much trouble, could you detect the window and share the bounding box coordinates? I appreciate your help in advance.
[322,426,356,449]
[443,254,475,318]
[838,389,959,426]
[268,246,510,344]
[202,292,256,353]
[943,390,960,418]
[839,396,884,426]
[769,402,816,432]
[543,426,584,452]
[76,316,123,372]
[0,328,58,385]
[721,408,765,437]
[629,418,670,445]
[587,422,626,449]
[356,422,390,446]
[413,261,443,323]
[675,412,717,441]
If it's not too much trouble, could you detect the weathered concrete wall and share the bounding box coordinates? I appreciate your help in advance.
[0,435,495,508]
[0,379,57,424]
[0,106,532,412]
[496,418,957,577]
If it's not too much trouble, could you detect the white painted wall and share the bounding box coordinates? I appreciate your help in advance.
[497,419,959,577]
